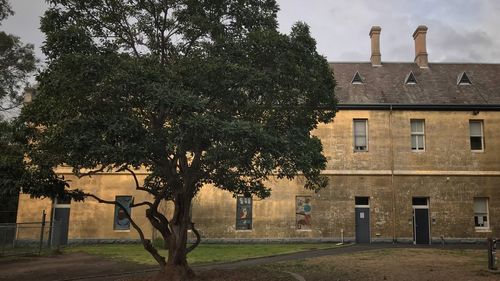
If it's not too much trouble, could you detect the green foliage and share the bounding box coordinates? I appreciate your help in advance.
[0,120,70,202]
[20,0,336,202]
[0,0,37,111]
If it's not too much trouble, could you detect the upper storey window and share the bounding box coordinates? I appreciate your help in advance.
[353,119,368,152]
[469,120,484,151]
[457,72,472,85]
[351,72,363,84]
[410,119,425,151]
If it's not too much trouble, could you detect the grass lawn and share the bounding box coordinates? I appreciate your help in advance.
[64,243,342,265]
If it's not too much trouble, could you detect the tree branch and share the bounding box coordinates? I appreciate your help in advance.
[130,201,154,208]
[117,166,159,196]
[73,166,106,178]
[85,193,166,269]
[186,222,201,254]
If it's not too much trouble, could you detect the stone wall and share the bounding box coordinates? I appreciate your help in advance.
[16,110,500,242]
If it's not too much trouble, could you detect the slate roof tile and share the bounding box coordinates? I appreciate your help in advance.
[330,63,500,105]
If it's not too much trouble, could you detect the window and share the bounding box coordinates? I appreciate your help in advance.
[351,71,363,84]
[353,119,368,151]
[296,196,312,230]
[469,121,484,151]
[457,72,472,85]
[411,120,425,151]
[355,197,369,206]
[474,198,489,229]
[412,197,428,206]
[114,196,132,230]
[236,196,252,230]
[405,72,417,85]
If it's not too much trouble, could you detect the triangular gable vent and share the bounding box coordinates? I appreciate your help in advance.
[405,71,417,85]
[351,71,363,84]
[457,72,472,85]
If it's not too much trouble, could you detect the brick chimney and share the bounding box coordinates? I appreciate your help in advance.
[23,88,34,104]
[413,25,428,68]
[370,26,382,66]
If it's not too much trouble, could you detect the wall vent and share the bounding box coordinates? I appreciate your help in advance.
[351,71,363,84]
[457,72,472,85]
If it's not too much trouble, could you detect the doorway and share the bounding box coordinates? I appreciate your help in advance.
[355,197,370,243]
[412,197,430,245]
[52,198,71,245]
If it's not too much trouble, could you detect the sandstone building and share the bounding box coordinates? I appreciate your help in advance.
[17,25,500,244]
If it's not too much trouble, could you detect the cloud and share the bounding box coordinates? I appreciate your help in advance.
[277,0,500,63]
[2,0,499,63]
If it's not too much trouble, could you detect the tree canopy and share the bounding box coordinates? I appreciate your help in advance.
[18,1,336,280]
[0,0,37,112]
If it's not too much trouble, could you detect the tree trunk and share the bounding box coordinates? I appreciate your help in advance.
[156,194,194,281]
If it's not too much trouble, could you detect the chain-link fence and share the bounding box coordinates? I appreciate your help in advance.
[0,211,63,257]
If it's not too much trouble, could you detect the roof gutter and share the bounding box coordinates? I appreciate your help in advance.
[337,104,500,111]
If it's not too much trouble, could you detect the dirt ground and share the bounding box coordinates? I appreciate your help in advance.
[1,246,498,281]
[268,248,500,281]
[126,269,291,281]
[0,252,153,281]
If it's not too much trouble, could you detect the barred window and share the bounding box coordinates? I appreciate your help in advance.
[474,198,489,229]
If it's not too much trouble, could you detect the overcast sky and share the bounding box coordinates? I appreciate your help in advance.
[2,0,500,63]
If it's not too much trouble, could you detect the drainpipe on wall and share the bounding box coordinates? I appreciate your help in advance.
[390,104,397,243]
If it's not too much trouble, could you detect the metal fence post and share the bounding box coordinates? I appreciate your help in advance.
[55,220,61,251]
[1,227,6,256]
[39,210,46,255]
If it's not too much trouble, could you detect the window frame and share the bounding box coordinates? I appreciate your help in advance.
[410,119,426,152]
[355,196,370,208]
[353,119,368,152]
[235,196,253,231]
[473,197,490,231]
[469,120,484,152]
[296,196,313,231]
[113,195,132,232]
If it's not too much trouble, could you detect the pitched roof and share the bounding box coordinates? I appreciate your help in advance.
[330,63,500,105]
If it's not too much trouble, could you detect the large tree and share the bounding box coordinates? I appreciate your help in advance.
[0,0,37,223]
[0,0,37,111]
[18,0,336,280]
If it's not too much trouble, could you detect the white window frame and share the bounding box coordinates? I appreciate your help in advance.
[410,119,425,151]
[113,195,132,232]
[469,120,484,152]
[353,119,368,152]
[355,196,370,208]
[473,197,490,231]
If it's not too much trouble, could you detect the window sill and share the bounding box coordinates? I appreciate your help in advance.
[113,230,131,233]
[296,229,312,232]
[471,150,485,153]
[411,150,425,153]
[475,228,491,233]
[235,230,253,232]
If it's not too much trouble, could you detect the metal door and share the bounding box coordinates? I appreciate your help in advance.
[355,207,370,243]
[53,208,70,245]
[414,208,430,244]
